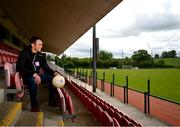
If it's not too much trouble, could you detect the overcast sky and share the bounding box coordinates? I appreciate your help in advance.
[64,0,180,58]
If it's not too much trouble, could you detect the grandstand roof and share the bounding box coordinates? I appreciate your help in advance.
[0,0,122,54]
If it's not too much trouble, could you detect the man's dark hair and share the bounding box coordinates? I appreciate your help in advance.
[30,36,42,44]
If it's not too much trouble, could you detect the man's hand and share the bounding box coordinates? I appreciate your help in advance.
[54,71,59,76]
[33,73,41,86]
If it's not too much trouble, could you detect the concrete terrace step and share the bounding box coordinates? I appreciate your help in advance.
[40,101,64,126]
[44,118,64,126]
[15,111,43,126]
[0,102,22,126]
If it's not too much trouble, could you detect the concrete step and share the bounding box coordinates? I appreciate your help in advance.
[0,102,22,126]
[44,118,64,126]
[40,101,64,126]
[15,111,43,126]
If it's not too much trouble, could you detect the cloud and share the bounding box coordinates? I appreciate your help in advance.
[64,29,92,57]
[113,51,133,58]
[103,13,180,38]
[64,0,180,58]
[134,13,180,32]
[65,46,91,58]
[100,0,180,38]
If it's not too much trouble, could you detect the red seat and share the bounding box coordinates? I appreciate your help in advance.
[10,74,16,86]
[4,62,25,101]
[113,108,124,117]
[95,105,103,123]
[107,106,115,117]
[112,117,120,127]
[121,117,131,126]
[99,101,105,111]
[114,112,131,126]
[101,111,114,126]
[64,90,69,99]
[124,115,141,126]
[91,96,97,103]
[88,99,93,113]
[113,112,123,126]
[56,88,66,112]
[92,102,97,115]
[95,98,101,106]
[0,49,3,65]
[66,95,75,119]
[6,51,11,63]
[4,62,16,87]
[2,53,7,63]
[113,112,132,126]
[104,104,109,112]
[15,72,25,99]
[82,95,88,106]
[60,87,66,95]
[87,98,91,108]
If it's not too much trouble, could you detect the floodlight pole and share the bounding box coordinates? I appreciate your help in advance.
[92,25,97,92]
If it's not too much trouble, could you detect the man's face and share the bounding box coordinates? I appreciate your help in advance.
[32,39,43,52]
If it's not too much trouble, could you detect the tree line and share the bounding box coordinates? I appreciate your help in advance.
[47,49,178,69]
[154,50,177,58]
